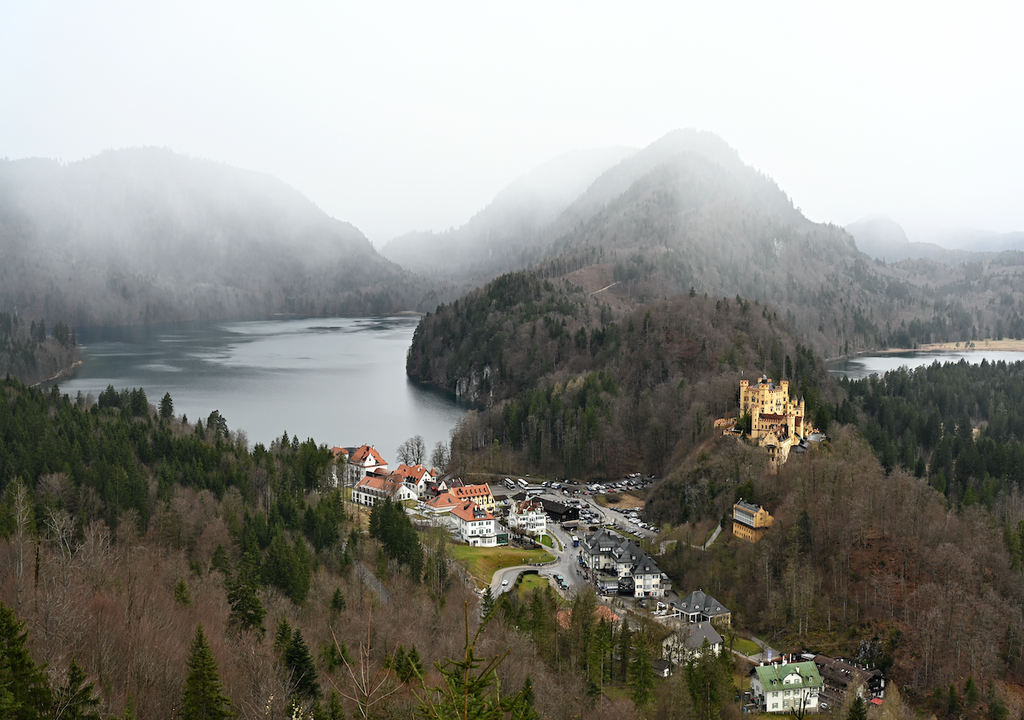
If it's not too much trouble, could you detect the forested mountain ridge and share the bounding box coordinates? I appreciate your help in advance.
[380,145,635,281]
[0,148,443,327]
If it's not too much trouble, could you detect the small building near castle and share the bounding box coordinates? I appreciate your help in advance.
[733,499,774,542]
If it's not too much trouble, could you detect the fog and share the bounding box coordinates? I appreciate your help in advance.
[1,3,1022,247]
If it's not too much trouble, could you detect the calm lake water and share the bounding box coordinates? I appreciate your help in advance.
[51,316,469,460]
[828,350,1024,380]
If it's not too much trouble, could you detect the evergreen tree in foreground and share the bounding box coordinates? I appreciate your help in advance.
[285,629,321,701]
[0,601,52,720]
[178,624,233,720]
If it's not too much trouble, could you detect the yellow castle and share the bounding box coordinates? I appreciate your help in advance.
[739,374,807,470]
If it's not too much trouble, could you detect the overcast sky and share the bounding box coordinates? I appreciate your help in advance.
[2,2,1021,245]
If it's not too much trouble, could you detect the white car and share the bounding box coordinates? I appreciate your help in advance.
[501,579,509,587]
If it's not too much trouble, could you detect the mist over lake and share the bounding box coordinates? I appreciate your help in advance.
[52,316,469,461]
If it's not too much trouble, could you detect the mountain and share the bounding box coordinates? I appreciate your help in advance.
[0,148,435,326]
[380,146,635,280]
[846,216,1024,264]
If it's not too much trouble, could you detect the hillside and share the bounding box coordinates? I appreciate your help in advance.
[410,280,834,479]
[0,149,440,327]
[380,146,635,281]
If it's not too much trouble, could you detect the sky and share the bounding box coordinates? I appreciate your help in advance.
[2,2,1022,246]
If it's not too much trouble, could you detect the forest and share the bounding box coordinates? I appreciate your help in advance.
[0,312,80,386]
[0,376,690,720]
[413,279,835,480]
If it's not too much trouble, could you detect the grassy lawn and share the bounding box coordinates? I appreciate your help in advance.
[540,534,553,547]
[449,545,555,585]
[731,637,761,656]
[516,574,550,596]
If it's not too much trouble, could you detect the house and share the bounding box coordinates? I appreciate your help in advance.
[662,622,723,664]
[352,474,417,506]
[348,444,388,480]
[450,484,496,513]
[392,463,434,498]
[652,659,673,678]
[750,662,823,714]
[580,529,667,598]
[811,654,885,702]
[536,497,579,523]
[450,501,497,547]
[506,498,547,538]
[733,499,774,543]
[676,589,731,626]
[738,375,808,471]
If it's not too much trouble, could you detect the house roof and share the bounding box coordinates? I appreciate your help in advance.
[350,444,386,466]
[354,475,402,498]
[394,463,430,483]
[753,662,822,690]
[451,485,492,501]
[678,589,730,617]
[426,492,460,510]
[556,604,621,629]
[670,622,723,650]
[331,446,349,460]
[512,499,543,514]
[451,501,493,523]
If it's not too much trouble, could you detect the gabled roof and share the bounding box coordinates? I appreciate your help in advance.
[350,444,386,467]
[354,474,402,498]
[670,622,723,650]
[512,499,543,514]
[331,446,349,460]
[426,492,460,510]
[451,484,492,500]
[393,463,430,483]
[678,590,730,617]
[753,662,822,690]
[451,501,493,523]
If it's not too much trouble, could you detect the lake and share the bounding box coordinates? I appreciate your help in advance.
[51,316,470,462]
[828,350,1024,380]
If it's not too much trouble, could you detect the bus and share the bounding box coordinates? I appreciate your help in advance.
[572,535,579,547]
[518,478,528,489]
[504,478,515,489]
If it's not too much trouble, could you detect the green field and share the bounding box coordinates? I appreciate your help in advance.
[516,573,551,596]
[731,637,761,656]
[449,545,555,585]
[540,534,553,547]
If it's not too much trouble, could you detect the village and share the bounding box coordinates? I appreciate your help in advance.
[328,375,882,715]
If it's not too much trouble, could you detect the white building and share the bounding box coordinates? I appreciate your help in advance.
[662,623,723,665]
[580,529,668,598]
[450,501,497,547]
[506,498,547,537]
[353,474,416,507]
[750,662,823,714]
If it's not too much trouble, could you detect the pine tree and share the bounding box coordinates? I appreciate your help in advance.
[274,618,294,657]
[53,658,102,720]
[512,676,540,720]
[174,578,192,606]
[964,676,980,706]
[847,695,868,720]
[0,601,52,720]
[285,629,320,700]
[177,624,232,720]
[946,685,960,719]
[617,618,632,683]
[329,587,347,613]
[227,552,266,637]
[628,630,655,709]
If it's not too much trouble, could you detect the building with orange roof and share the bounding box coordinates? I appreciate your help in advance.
[506,498,546,538]
[450,501,497,547]
[392,463,435,498]
[353,474,416,507]
[450,484,496,513]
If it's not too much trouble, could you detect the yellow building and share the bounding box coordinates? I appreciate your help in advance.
[739,374,807,470]
[733,499,773,542]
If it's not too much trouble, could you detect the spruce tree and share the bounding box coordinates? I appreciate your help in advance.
[628,630,655,709]
[177,624,232,720]
[53,658,102,720]
[227,552,266,637]
[847,695,868,720]
[285,629,320,700]
[0,601,52,720]
[480,587,495,618]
